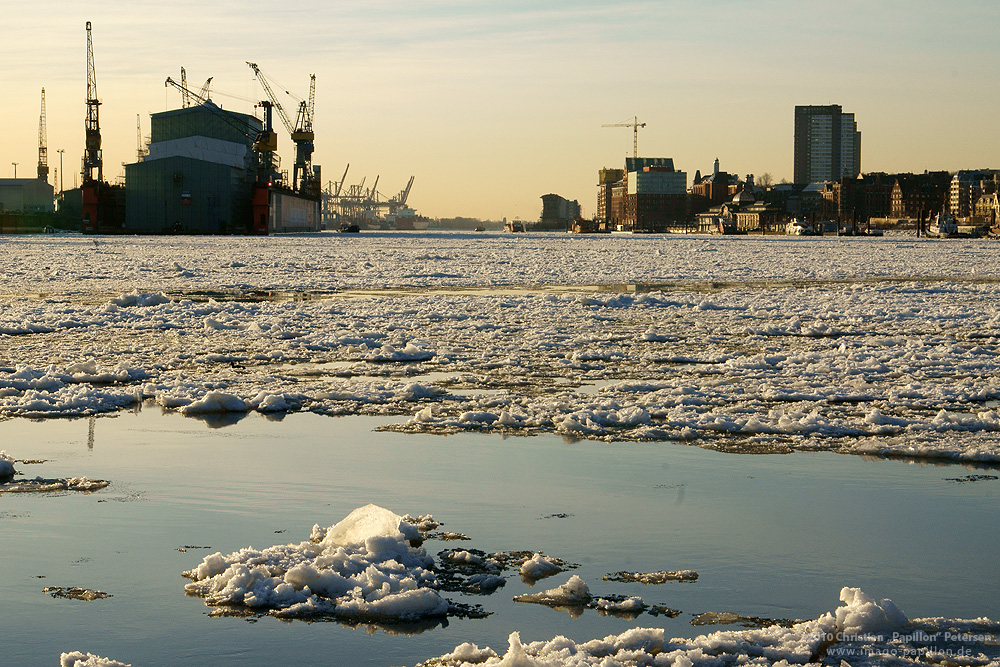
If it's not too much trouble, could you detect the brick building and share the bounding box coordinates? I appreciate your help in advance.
[597,158,687,232]
[890,172,951,219]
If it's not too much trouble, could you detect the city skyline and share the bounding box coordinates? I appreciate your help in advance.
[5,1,1000,221]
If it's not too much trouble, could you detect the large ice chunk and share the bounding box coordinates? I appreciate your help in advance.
[183,504,443,622]
[318,503,421,548]
[835,585,909,634]
[60,652,131,667]
[0,450,15,481]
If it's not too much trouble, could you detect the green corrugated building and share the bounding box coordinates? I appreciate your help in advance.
[125,102,262,234]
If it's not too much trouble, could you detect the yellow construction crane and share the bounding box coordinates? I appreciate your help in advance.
[602,116,646,159]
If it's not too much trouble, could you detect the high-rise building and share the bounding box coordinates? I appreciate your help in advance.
[793,105,861,184]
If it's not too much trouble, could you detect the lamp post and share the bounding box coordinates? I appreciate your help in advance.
[12,162,17,178]
[57,149,64,192]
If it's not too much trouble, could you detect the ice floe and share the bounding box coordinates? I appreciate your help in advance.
[0,450,15,481]
[183,504,448,622]
[0,450,109,494]
[604,570,699,584]
[519,553,564,580]
[60,653,130,667]
[3,234,1000,465]
[415,586,1000,667]
[44,587,112,601]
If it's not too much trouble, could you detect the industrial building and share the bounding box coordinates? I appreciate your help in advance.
[0,179,54,214]
[793,104,861,184]
[124,91,321,234]
[125,103,263,234]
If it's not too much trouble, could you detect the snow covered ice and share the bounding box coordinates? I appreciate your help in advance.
[3,232,1000,464]
[60,653,130,667]
[2,232,1000,664]
[0,450,16,480]
[182,504,450,621]
[0,450,110,493]
[416,586,1000,667]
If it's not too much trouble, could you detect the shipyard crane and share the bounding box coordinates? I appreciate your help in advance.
[164,76,276,183]
[180,67,190,107]
[81,21,105,234]
[166,74,214,107]
[136,114,145,162]
[37,88,48,182]
[246,62,317,196]
[83,21,102,184]
[165,76,214,107]
[197,76,213,102]
[602,116,646,159]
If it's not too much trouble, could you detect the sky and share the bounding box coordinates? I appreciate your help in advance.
[5,0,1000,221]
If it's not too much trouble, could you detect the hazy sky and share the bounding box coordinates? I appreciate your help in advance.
[6,1,1000,220]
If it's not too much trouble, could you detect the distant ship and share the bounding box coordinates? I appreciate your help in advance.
[389,207,428,230]
[928,213,957,238]
[504,218,525,232]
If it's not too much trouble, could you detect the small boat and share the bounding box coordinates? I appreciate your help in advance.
[337,223,361,234]
[928,214,957,238]
[785,219,813,236]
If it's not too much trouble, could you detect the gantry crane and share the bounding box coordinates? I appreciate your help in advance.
[246,62,318,196]
[37,88,48,182]
[388,176,415,214]
[602,116,646,159]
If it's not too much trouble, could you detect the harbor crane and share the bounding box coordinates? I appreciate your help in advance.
[38,88,48,182]
[164,76,277,184]
[82,20,106,233]
[173,68,213,107]
[389,176,414,214]
[602,116,646,159]
[83,21,102,185]
[165,75,215,107]
[246,62,318,197]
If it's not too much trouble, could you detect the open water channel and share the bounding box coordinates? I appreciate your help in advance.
[2,408,999,666]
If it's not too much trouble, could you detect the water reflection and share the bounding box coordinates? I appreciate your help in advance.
[2,411,999,666]
[198,603,452,636]
[182,411,249,430]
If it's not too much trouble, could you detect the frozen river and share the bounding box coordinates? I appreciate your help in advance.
[2,231,1000,666]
